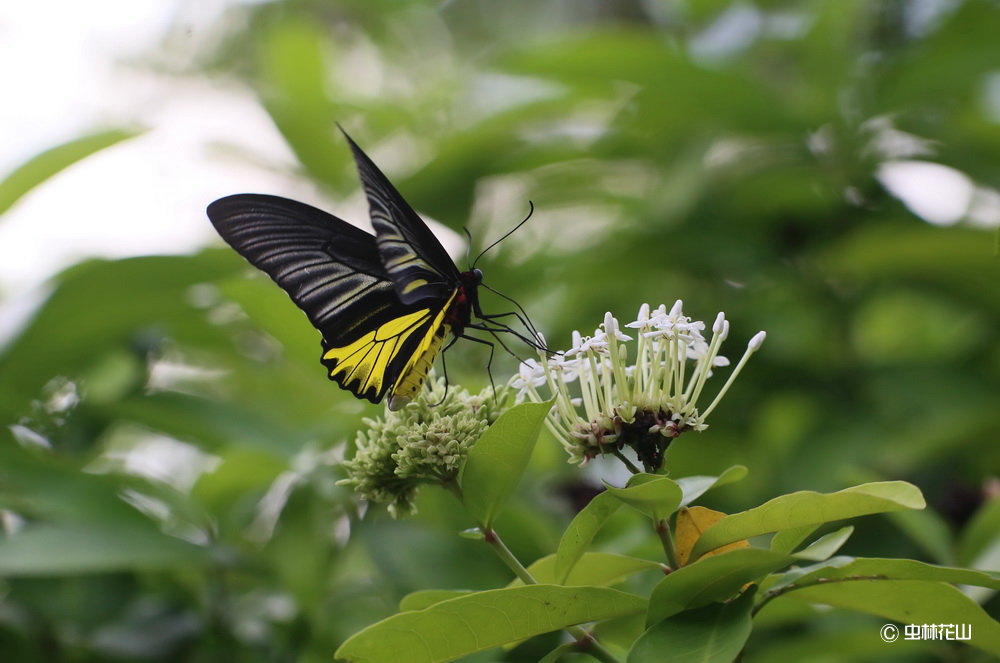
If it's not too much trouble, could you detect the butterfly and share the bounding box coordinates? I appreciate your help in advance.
[208,130,539,410]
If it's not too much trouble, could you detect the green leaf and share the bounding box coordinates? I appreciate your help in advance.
[0,522,206,575]
[676,465,748,507]
[500,553,656,655]
[515,552,661,587]
[691,482,925,560]
[604,475,683,522]
[0,253,237,422]
[0,128,143,216]
[958,496,1000,567]
[460,400,551,529]
[743,625,929,662]
[794,526,854,562]
[0,434,157,526]
[106,391,306,459]
[259,19,342,188]
[503,31,789,137]
[778,581,1000,657]
[629,588,755,663]
[770,525,820,554]
[334,585,646,663]
[594,611,647,653]
[647,548,794,626]
[765,557,1000,594]
[399,590,473,612]
[539,642,579,663]
[554,491,622,583]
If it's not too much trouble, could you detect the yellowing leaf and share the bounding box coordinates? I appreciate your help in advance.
[675,506,749,567]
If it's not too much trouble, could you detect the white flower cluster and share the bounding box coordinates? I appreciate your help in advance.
[513,301,765,470]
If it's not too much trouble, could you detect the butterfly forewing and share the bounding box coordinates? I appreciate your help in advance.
[341,132,461,306]
[208,194,389,342]
[207,193,453,405]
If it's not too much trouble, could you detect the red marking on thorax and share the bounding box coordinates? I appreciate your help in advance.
[446,285,473,327]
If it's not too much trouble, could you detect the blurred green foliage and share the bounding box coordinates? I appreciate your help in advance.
[1,0,998,661]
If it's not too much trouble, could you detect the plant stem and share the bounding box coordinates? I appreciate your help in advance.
[483,527,535,585]
[611,448,642,474]
[442,479,464,505]
[655,518,680,570]
[482,528,622,663]
[572,631,622,663]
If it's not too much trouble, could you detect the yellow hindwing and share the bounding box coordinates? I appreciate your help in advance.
[388,304,453,410]
[321,291,456,408]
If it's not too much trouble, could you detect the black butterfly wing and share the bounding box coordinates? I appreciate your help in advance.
[341,130,462,306]
[207,193,455,406]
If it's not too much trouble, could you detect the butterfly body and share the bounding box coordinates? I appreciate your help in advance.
[208,132,516,410]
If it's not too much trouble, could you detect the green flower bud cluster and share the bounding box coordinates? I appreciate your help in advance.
[340,378,508,516]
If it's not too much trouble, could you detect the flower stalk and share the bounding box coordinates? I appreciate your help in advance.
[655,518,680,570]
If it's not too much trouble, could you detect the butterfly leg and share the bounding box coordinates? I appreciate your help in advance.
[476,284,547,347]
[429,348,452,408]
[469,319,544,356]
[477,313,548,352]
[455,332,499,400]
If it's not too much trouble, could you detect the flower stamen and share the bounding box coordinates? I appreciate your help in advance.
[516,303,764,472]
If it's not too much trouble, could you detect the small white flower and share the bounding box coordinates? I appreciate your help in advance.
[512,359,545,391]
[601,312,633,342]
[511,359,547,402]
[578,330,611,355]
[624,303,653,329]
[643,300,706,343]
[546,352,581,382]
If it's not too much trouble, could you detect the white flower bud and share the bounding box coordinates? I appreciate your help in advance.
[713,312,726,335]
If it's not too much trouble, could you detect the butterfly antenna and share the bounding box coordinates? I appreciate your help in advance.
[463,227,475,270]
[472,201,534,269]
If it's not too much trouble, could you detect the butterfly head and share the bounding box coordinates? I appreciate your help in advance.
[463,268,484,286]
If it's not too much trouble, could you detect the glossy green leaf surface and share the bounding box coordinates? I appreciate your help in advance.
[764,556,1000,594]
[460,400,552,529]
[554,491,622,583]
[516,552,661,588]
[604,475,684,522]
[647,548,793,626]
[335,585,646,663]
[675,465,748,508]
[399,590,474,612]
[629,588,755,663]
[691,482,925,560]
[775,580,1000,657]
